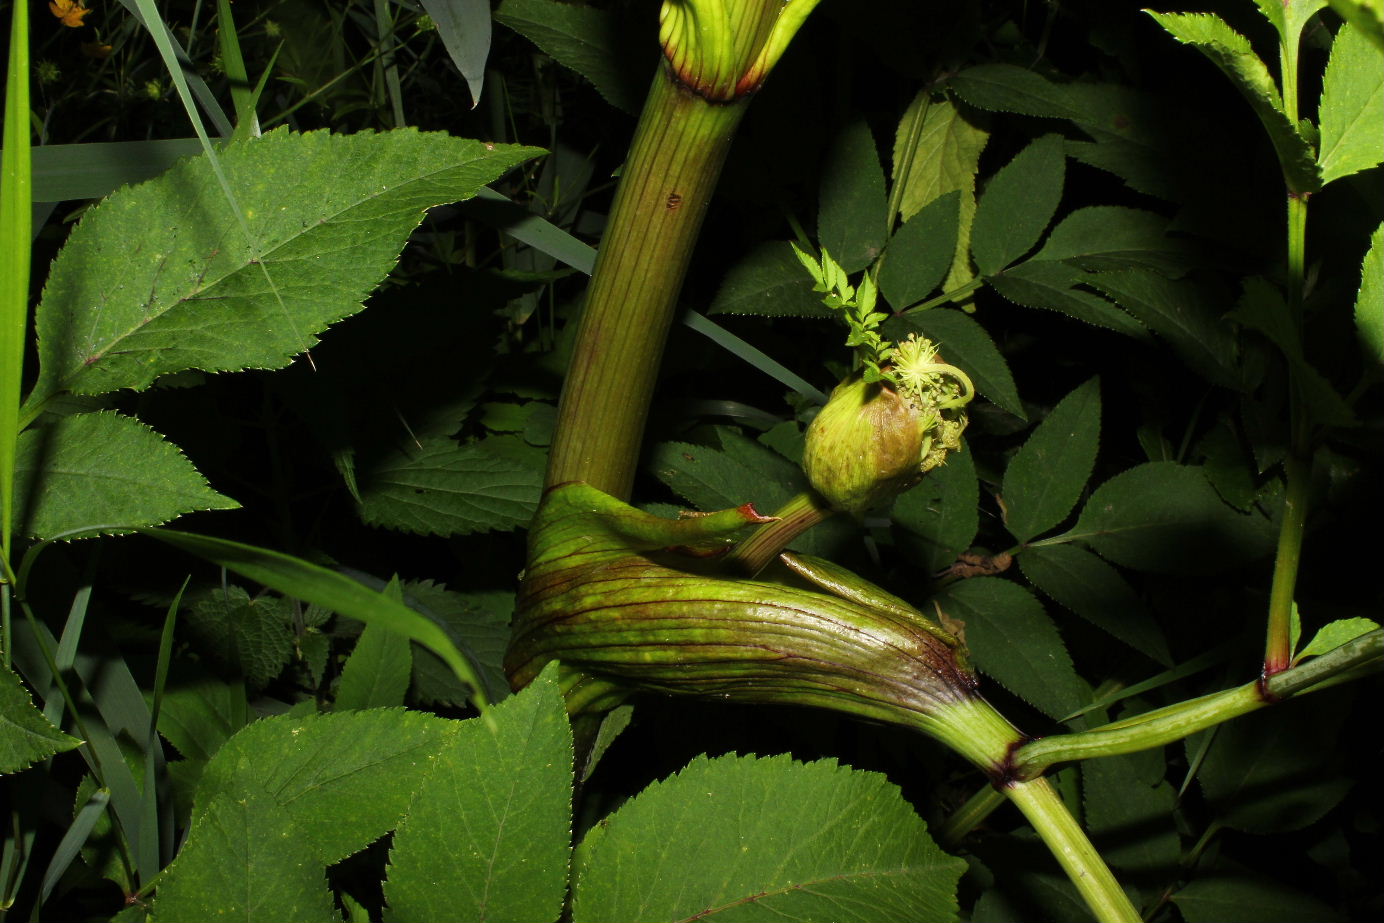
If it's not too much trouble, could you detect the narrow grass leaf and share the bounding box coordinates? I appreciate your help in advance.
[1001,377,1100,544]
[572,752,965,923]
[1355,223,1383,364]
[0,663,82,773]
[383,663,572,923]
[39,787,109,910]
[357,437,542,536]
[144,529,490,708]
[818,120,889,273]
[31,129,540,401]
[1,0,31,563]
[150,792,338,923]
[971,134,1065,276]
[879,192,961,309]
[933,578,1087,720]
[1144,12,1320,193]
[1019,544,1173,666]
[421,0,491,107]
[889,310,1023,418]
[1318,23,1384,185]
[400,581,513,707]
[1068,462,1277,574]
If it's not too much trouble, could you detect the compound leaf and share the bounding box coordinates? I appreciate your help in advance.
[1001,377,1101,544]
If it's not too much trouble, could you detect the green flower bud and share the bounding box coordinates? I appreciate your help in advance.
[803,335,973,516]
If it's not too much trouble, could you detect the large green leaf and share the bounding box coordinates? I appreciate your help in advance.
[194,709,455,865]
[933,578,1087,720]
[0,663,82,774]
[818,119,889,273]
[1174,874,1344,923]
[1318,23,1384,185]
[888,309,1023,418]
[32,128,540,399]
[707,242,835,318]
[571,753,966,923]
[13,411,237,539]
[1032,206,1189,274]
[494,0,647,114]
[878,192,961,309]
[1068,462,1277,574]
[383,664,572,923]
[1083,753,1179,874]
[1019,544,1173,666]
[988,260,1148,339]
[356,437,542,536]
[971,134,1066,275]
[893,444,979,574]
[150,793,339,923]
[1001,378,1101,544]
[1086,270,1242,389]
[1194,698,1352,834]
[1144,12,1320,193]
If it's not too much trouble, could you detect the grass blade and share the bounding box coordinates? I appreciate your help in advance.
[37,788,110,911]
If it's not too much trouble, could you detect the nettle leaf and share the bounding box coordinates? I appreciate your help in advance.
[888,309,1023,418]
[1032,206,1189,273]
[1318,23,1384,185]
[971,134,1066,276]
[1,663,83,774]
[707,242,835,318]
[933,578,1087,720]
[383,664,572,923]
[495,0,647,114]
[893,445,979,574]
[1069,462,1277,574]
[1001,377,1101,544]
[878,191,960,309]
[1173,873,1345,923]
[819,119,889,274]
[571,752,966,923]
[356,436,542,536]
[150,792,339,923]
[183,586,296,690]
[402,581,513,708]
[194,709,455,866]
[13,411,237,540]
[1193,697,1352,833]
[1086,269,1242,389]
[1019,544,1173,667]
[1083,753,1179,875]
[34,128,541,398]
[1144,12,1320,193]
[988,260,1149,338]
[1356,223,1383,364]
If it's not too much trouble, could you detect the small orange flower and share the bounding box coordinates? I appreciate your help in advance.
[50,0,91,29]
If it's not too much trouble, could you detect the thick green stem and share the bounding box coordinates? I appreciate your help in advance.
[546,68,747,497]
[1005,778,1140,923]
